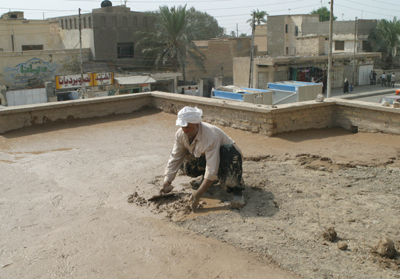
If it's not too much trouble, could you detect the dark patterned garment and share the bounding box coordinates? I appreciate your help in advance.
[181,144,244,193]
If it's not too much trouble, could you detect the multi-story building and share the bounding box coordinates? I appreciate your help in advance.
[49,4,155,68]
[234,15,380,90]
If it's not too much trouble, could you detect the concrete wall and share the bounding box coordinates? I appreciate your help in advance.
[296,36,325,55]
[255,25,268,52]
[302,20,377,37]
[0,94,152,134]
[267,14,319,56]
[2,92,400,137]
[6,88,47,106]
[267,16,286,56]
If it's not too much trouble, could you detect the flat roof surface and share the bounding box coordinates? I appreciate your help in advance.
[1,108,399,278]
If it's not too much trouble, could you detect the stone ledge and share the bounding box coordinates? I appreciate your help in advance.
[0,93,151,115]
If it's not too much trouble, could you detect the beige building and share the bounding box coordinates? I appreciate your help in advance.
[254,25,267,53]
[233,15,380,90]
[266,14,320,56]
[0,11,91,88]
[0,11,63,52]
[186,37,252,85]
[234,52,381,90]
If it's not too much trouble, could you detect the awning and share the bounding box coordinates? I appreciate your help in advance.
[115,76,156,85]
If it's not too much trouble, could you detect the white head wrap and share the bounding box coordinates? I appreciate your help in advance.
[176,106,203,127]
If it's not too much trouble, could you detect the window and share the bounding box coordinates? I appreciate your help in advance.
[22,45,44,51]
[60,20,64,29]
[143,17,148,28]
[74,18,77,29]
[335,41,345,51]
[69,19,72,30]
[123,17,127,28]
[65,19,68,29]
[89,17,92,28]
[286,47,289,54]
[83,17,87,28]
[117,42,134,58]
[295,26,298,36]
[285,24,288,33]
[101,16,106,27]
[133,16,138,27]
[10,14,17,19]
[112,17,117,28]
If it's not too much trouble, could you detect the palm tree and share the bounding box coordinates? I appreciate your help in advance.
[246,9,268,27]
[369,17,400,69]
[136,5,205,80]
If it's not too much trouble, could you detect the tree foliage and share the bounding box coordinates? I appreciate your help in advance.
[246,9,268,27]
[185,7,224,41]
[135,5,206,80]
[59,55,81,75]
[310,7,337,22]
[369,17,400,68]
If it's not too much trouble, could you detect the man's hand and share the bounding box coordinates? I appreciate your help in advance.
[190,179,214,212]
[160,181,174,194]
[190,191,201,212]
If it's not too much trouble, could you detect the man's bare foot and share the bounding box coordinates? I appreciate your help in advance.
[231,195,246,209]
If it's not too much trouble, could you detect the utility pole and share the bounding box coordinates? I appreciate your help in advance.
[248,12,255,88]
[353,17,358,86]
[327,0,333,98]
[79,8,85,99]
[236,23,239,37]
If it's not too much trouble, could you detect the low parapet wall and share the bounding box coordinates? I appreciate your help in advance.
[1,91,399,136]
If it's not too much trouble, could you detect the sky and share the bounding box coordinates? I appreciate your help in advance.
[1,0,399,35]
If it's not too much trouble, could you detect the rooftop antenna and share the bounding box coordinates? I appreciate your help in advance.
[342,13,344,21]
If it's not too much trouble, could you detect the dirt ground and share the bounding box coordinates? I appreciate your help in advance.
[1,108,400,278]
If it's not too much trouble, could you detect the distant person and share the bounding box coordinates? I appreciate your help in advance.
[391,73,396,87]
[369,70,373,85]
[387,72,392,87]
[180,88,185,94]
[372,70,377,85]
[343,78,349,93]
[382,72,387,87]
[349,84,353,93]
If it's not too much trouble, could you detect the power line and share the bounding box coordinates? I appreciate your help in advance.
[345,0,400,13]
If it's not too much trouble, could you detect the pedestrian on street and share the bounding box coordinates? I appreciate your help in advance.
[343,78,349,93]
[387,72,392,87]
[391,73,396,87]
[382,72,387,87]
[373,70,377,85]
[160,106,246,211]
[369,71,373,85]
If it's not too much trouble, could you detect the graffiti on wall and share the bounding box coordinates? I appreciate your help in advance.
[5,58,56,85]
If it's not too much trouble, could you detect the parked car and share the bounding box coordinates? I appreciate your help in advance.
[379,96,400,105]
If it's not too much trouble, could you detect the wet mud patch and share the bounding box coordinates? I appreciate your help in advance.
[127,189,231,221]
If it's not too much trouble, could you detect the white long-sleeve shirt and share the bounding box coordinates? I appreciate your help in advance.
[164,122,239,182]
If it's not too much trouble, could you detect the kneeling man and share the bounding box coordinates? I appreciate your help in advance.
[160,106,245,211]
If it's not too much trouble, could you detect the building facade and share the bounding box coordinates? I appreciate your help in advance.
[50,5,155,67]
[187,37,252,85]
